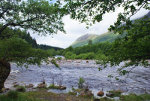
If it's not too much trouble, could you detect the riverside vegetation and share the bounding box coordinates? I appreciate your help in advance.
[0,0,150,101]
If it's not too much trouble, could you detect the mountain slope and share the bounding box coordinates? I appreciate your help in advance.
[71,34,99,48]
[71,32,120,48]
[71,11,150,48]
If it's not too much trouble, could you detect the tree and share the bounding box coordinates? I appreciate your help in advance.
[105,17,150,68]
[64,0,150,32]
[88,40,92,45]
[0,37,50,91]
[0,0,66,92]
[0,0,66,35]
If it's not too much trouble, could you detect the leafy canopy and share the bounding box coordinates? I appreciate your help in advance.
[105,17,150,67]
[0,37,50,67]
[64,0,150,31]
[0,0,67,66]
[0,0,67,35]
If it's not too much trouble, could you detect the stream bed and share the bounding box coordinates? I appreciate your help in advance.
[5,60,150,96]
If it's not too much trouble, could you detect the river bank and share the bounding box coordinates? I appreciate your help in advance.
[4,60,150,97]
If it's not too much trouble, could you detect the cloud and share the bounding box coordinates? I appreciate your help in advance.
[31,8,149,48]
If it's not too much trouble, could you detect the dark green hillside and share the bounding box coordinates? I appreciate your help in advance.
[0,26,63,50]
[38,44,63,50]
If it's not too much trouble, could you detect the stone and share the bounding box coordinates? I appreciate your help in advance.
[80,90,93,97]
[37,83,47,88]
[106,93,114,97]
[97,91,104,96]
[13,82,19,87]
[60,86,66,90]
[2,88,9,93]
[26,84,34,88]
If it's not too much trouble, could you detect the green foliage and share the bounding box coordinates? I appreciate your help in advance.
[78,77,85,89]
[51,59,59,68]
[88,40,92,45]
[38,44,63,50]
[48,84,59,89]
[120,94,150,101]
[7,90,19,99]
[64,0,149,32]
[0,37,50,66]
[104,18,150,67]
[0,91,43,101]
[0,0,66,35]
[108,90,122,97]
[57,57,62,61]
[16,86,26,92]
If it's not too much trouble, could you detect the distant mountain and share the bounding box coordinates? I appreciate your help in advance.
[71,11,150,48]
[71,32,120,48]
[71,34,98,48]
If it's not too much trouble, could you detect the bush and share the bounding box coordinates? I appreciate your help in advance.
[7,90,18,99]
[57,57,62,61]
[51,59,59,67]
[16,86,26,92]
[78,77,85,89]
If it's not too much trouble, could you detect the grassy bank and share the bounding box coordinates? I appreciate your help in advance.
[0,90,150,101]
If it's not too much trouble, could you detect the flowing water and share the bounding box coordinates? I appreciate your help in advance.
[5,60,150,96]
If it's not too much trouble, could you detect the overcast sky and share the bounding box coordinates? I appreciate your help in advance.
[30,8,149,49]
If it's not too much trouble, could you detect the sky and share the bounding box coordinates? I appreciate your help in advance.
[30,7,149,49]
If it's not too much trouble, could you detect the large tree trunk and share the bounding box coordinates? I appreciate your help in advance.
[0,60,10,92]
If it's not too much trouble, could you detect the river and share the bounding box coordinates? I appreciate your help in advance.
[5,60,150,96]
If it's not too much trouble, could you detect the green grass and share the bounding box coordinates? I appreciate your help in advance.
[0,91,43,101]
[120,94,150,101]
[16,86,26,92]
[108,90,122,97]
[48,84,61,89]
[1,90,150,101]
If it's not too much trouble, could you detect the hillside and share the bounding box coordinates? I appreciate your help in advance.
[71,34,99,48]
[71,11,150,48]
[71,32,120,48]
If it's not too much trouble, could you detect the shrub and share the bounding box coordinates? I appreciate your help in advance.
[16,86,26,92]
[57,57,62,61]
[51,59,59,67]
[7,90,18,99]
[78,77,85,89]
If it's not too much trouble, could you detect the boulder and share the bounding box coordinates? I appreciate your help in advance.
[25,84,34,88]
[2,88,9,93]
[106,93,114,97]
[97,91,104,96]
[37,83,47,88]
[80,90,93,97]
[13,82,19,87]
[60,86,66,90]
